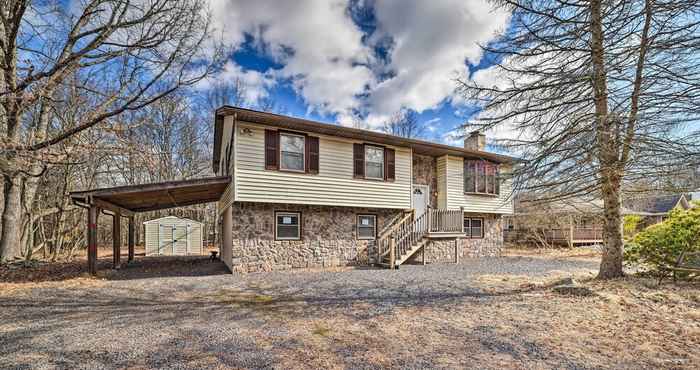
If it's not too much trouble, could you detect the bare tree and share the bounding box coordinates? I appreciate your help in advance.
[382,109,425,139]
[0,0,222,261]
[457,0,700,278]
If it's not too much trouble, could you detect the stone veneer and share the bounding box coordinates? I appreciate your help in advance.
[412,153,438,208]
[230,202,401,273]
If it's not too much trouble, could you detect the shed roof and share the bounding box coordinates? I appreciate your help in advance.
[70,176,230,213]
[213,106,520,172]
[142,216,203,225]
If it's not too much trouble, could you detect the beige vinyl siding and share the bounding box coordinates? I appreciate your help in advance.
[234,121,411,209]
[218,183,234,213]
[144,223,159,255]
[437,155,448,209]
[217,115,236,212]
[143,216,204,255]
[218,115,234,175]
[445,156,514,214]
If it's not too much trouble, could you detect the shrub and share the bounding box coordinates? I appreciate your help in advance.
[624,205,700,274]
[623,215,642,239]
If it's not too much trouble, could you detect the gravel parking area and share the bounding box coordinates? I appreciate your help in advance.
[1,252,698,369]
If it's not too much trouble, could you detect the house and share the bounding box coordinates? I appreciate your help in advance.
[504,197,607,247]
[624,194,692,227]
[504,194,692,247]
[143,216,203,256]
[213,106,516,272]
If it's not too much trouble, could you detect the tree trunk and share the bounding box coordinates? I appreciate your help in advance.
[590,0,624,279]
[0,175,24,262]
[598,168,625,278]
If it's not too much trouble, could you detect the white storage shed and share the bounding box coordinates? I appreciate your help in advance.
[144,216,203,256]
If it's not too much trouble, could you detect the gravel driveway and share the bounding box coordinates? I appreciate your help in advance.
[2,254,665,369]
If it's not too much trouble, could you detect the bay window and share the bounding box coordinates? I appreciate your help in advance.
[464,159,500,195]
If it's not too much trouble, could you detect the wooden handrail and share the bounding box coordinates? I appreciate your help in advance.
[375,208,465,266]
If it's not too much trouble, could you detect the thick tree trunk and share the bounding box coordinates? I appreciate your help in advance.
[598,168,625,278]
[0,175,24,262]
[590,0,625,278]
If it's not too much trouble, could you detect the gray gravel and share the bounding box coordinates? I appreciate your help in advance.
[0,255,599,369]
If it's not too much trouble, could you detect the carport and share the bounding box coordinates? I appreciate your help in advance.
[70,176,230,274]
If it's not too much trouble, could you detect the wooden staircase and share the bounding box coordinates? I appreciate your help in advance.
[372,208,464,269]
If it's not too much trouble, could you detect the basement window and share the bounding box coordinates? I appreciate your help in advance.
[357,214,377,240]
[464,217,484,239]
[276,212,301,240]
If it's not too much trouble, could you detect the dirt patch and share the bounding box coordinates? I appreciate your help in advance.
[1,251,698,369]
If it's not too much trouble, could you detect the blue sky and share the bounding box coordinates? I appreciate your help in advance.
[202,0,511,145]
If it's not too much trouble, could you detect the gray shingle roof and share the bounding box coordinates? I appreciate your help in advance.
[624,195,685,214]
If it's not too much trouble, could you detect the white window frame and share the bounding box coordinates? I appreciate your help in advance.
[364,145,384,180]
[275,211,301,240]
[279,132,306,172]
[357,214,377,240]
[463,217,484,239]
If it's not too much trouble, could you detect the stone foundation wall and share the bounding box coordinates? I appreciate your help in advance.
[461,213,504,258]
[230,202,401,273]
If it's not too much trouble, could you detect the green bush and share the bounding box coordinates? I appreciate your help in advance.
[623,214,642,239]
[624,204,700,274]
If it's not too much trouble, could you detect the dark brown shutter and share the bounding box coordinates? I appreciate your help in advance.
[384,148,395,182]
[306,136,319,174]
[353,143,364,178]
[495,165,501,195]
[265,129,278,170]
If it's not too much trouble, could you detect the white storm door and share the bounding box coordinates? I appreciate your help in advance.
[412,184,429,217]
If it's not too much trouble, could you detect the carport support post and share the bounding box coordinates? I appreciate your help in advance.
[128,217,135,262]
[87,205,98,275]
[112,212,121,269]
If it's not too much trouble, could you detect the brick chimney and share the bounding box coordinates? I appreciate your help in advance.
[464,130,486,151]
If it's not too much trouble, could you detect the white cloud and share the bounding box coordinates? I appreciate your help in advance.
[205,0,509,132]
[196,61,275,105]
[207,0,374,117]
[367,0,510,118]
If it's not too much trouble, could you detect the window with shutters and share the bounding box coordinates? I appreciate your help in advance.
[275,211,301,240]
[357,214,376,240]
[279,133,305,172]
[365,145,384,180]
[463,217,484,238]
[463,159,500,195]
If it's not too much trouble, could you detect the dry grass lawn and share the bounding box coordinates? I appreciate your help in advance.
[1,248,698,369]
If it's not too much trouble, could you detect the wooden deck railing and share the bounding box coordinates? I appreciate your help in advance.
[374,208,466,267]
[428,208,463,233]
[504,228,605,244]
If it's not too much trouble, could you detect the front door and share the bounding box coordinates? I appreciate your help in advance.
[412,184,429,217]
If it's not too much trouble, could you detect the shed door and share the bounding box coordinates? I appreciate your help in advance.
[173,226,188,255]
[159,224,174,255]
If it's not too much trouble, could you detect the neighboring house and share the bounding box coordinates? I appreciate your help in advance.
[213,106,516,272]
[504,197,607,247]
[689,189,700,202]
[505,194,692,247]
[624,194,692,227]
[144,216,204,256]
